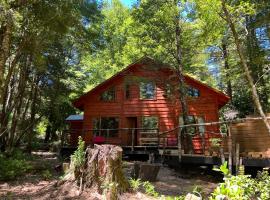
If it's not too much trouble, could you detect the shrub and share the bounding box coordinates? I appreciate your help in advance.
[256,170,270,200]
[211,163,270,200]
[0,149,33,181]
[41,169,53,180]
[70,136,85,168]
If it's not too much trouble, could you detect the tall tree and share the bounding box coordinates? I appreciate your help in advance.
[0,0,101,152]
[220,0,270,133]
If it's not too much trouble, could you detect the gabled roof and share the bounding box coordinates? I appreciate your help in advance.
[73,56,230,110]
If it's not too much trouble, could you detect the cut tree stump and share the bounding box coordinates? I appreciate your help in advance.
[63,144,129,200]
[133,162,160,182]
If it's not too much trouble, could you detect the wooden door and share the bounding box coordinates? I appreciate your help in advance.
[126,117,137,146]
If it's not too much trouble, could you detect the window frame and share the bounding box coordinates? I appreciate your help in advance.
[92,116,119,138]
[163,83,174,99]
[141,116,159,133]
[187,87,200,98]
[139,81,156,100]
[125,84,131,100]
[100,87,116,102]
[179,115,205,135]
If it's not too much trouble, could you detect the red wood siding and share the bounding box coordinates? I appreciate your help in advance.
[71,63,228,154]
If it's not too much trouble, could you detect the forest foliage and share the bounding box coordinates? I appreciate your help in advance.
[0,0,269,151]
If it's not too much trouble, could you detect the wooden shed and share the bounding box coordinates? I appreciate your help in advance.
[229,114,270,158]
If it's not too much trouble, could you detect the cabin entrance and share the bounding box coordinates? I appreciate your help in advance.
[126,117,137,146]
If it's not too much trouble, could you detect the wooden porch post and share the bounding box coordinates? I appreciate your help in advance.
[228,125,233,174]
[132,129,135,151]
[178,128,182,162]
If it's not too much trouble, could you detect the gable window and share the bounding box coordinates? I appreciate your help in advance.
[93,117,119,137]
[125,84,130,99]
[164,83,173,98]
[100,87,115,101]
[187,87,200,98]
[140,81,156,99]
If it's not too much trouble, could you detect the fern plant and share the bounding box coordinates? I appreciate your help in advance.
[70,136,85,168]
[129,178,142,191]
[142,181,159,197]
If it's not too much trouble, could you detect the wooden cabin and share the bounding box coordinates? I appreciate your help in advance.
[67,57,230,154]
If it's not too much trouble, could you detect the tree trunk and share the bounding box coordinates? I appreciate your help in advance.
[0,11,13,103]
[221,0,270,134]
[174,0,193,154]
[222,38,232,100]
[44,125,51,143]
[7,64,27,151]
[26,75,38,153]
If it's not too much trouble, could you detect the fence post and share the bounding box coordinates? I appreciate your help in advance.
[178,128,182,162]
[202,134,205,155]
[228,125,233,175]
[235,143,240,175]
[132,129,135,151]
[157,128,159,147]
[106,129,109,143]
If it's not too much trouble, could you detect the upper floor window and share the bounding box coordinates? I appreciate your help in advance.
[140,81,156,99]
[164,83,173,98]
[100,87,115,101]
[125,84,130,99]
[188,87,200,98]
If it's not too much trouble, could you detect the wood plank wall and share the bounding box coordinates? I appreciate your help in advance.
[228,114,270,157]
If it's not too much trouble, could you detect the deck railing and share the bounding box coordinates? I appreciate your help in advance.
[63,128,159,151]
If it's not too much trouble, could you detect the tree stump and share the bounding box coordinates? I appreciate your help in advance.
[64,144,129,200]
[133,162,160,182]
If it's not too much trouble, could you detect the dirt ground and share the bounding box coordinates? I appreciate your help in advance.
[0,152,218,200]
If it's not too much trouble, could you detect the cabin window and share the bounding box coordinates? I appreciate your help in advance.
[197,116,205,135]
[93,117,119,137]
[125,84,130,99]
[187,87,200,98]
[179,115,199,134]
[100,88,115,101]
[142,116,158,132]
[164,83,173,98]
[140,81,156,99]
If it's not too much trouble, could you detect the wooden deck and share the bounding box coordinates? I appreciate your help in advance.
[63,116,270,168]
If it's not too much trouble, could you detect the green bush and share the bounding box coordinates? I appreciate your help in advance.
[211,163,270,200]
[41,169,53,180]
[0,149,33,181]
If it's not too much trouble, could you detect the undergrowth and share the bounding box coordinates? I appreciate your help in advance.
[129,178,185,199]
[70,136,85,168]
[0,149,33,181]
[211,162,270,200]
